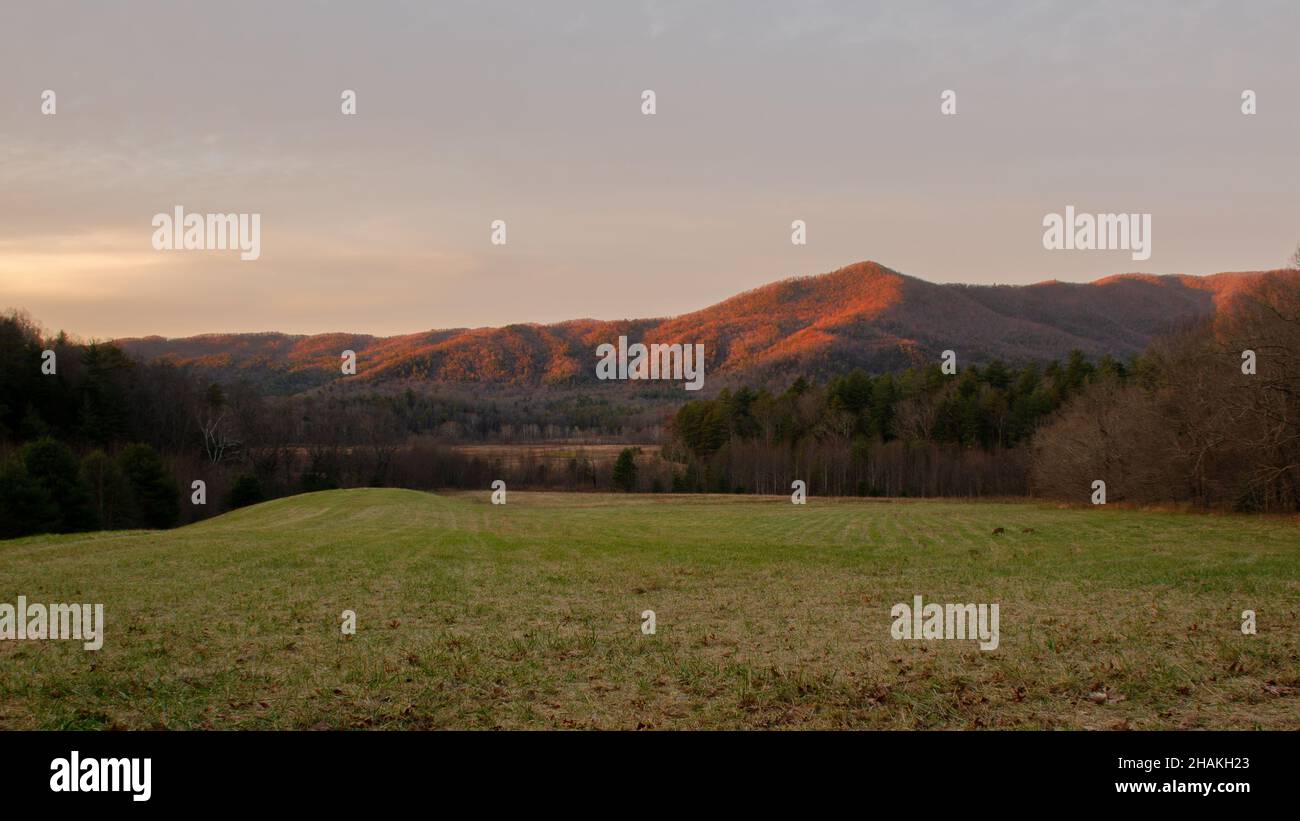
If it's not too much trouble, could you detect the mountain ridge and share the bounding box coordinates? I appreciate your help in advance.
[112,261,1284,393]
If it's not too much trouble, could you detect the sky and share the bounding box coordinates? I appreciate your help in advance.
[2,0,1298,339]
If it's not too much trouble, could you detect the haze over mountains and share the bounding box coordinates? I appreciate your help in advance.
[113,262,1275,394]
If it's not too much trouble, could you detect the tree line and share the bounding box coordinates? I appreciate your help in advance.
[2,263,1297,537]
[1031,270,1300,511]
[664,269,1300,510]
[0,309,666,536]
[664,351,1109,496]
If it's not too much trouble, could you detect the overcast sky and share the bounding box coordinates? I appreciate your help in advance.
[2,0,1298,338]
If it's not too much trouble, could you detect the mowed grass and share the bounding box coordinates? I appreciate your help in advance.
[1,489,1297,730]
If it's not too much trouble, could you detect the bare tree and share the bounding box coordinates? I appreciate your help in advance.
[892,395,939,443]
[1032,269,1300,511]
[197,383,239,465]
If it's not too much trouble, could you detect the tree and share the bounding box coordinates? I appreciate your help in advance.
[77,343,132,446]
[0,311,45,441]
[197,383,238,465]
[869,374,898,440]
[892,395,938,443]
[1211,270,1300,508]
[81,449,136,529]
[116,443,179,528]
[1031,270,1300,510]
[1029,374,1182,504]
[0,456,59,538]
[612,447,639,492]
[20,437,98,532]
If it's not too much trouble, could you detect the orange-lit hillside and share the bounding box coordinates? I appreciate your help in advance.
[113,262,1290,393]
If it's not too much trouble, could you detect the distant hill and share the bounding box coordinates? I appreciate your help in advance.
[113,261,1281,394]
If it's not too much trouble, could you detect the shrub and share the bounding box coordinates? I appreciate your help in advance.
[228,474,265,509]
[300,471,339,493]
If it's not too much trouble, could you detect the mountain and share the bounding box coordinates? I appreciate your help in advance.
[113,262,1278,394]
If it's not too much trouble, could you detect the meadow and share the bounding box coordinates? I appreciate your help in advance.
[0,489,1296,730]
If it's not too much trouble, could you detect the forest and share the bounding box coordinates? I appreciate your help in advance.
[1,267,1297,537]
[663,269,1300,510]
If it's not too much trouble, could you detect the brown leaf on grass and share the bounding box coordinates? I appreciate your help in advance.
[1089,688,1126,705]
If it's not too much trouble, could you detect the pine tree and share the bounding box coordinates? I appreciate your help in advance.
[116,443,179,528]
[612,447,638,492]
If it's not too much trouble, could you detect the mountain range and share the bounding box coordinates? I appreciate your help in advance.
[114,261,1277,394]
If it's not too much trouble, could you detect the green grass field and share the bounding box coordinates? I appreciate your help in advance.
[1,489,1296,730]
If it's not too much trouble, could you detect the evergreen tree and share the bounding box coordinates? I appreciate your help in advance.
[19,437,98,532]
[81,449,137,529]
[116,443,179,528]
[0,456,59,538]
[611,447,638,492]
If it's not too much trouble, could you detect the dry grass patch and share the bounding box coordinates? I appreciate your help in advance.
[1,489,1296,729]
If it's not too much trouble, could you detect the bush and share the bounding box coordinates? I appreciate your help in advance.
[228,474,265,509]
[300,471,339,493]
